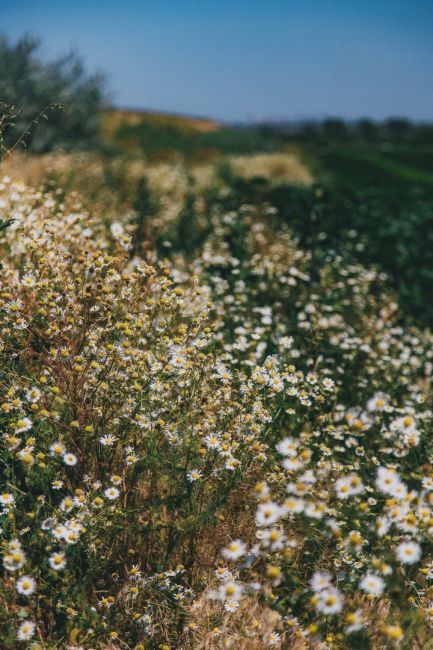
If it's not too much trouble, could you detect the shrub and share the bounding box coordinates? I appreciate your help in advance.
[0,34,107,152]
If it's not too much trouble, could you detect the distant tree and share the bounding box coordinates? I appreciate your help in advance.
[384,118,412,142]
[414,124,433,145]
[0,34,108,152]
[297,122,321,142]
[321,118,348,141]
[356,118,379,142]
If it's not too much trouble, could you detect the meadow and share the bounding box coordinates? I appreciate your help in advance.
[1,106,433,650]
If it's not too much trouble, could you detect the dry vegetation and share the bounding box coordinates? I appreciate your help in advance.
[229,151,312,185]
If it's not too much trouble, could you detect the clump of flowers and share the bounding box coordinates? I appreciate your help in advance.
[0,178,333,647]
[1,165,433,649]
[212,371,433,647]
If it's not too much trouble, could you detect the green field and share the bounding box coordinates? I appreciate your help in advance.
[311,144,433,191]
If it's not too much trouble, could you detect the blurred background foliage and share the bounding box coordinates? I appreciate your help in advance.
[0,34,108,152]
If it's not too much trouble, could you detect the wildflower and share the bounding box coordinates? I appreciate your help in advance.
[4,544,26,571]
[335,474,364,499]
[21,273,36,288]
[110,222,124,238]
[266,632,281,646]
[256,502,282,526]
[367,393,389,412]
[375,516,391,537]
[382,625,404,641]
[104,487,120,500]
[282,497,305,515]
[253,482,270,498]
[322,377,335,391]
[100,434,117,446]
[225,456,241,471]
[395,540,421,564]
[26,387,41,403]
[304,502,326,519]
[18,448,35,465]
[261,528,286,551]
[392,415,417,434]
[375,467,403,496]
[345,610,364,634]
[14,417,32,433]
[216,365,232,384]
[214,567,232,581]
[187,469,203,482]
[17,575,36,596]
[276,436,298,457]
[125,451,138,465]
[222,540,247,560]
[310,571,332,592]
[218,580,243,602]
[0,493,15,508]
[17,620,36,641]
[60,496,74,513]
[359,573,385,596]
[63,452,78,466]
[49,552,66,571]
[224,599,239,612]
[50,441,66,456]
[204,434,221,450]
[315,587,344,615]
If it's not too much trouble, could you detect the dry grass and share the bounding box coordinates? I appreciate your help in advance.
[178,591,285,649]
[229,151,313,185]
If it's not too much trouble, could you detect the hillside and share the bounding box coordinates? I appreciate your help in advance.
[102,107,220,134]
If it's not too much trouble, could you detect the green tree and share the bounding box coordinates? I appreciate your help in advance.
[0,34,108,152]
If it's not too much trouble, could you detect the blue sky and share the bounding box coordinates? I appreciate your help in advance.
[1,0,433,122]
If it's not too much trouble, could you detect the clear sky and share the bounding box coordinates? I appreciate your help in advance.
[1,0,433,122]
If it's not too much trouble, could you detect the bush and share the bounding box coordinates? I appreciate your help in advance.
[0,34,107,152]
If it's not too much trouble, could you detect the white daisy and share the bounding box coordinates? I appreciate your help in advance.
[345,609,364,634]
[100,434,117,447]
[49,552,66,571]
[359,573,385,596]
[50,441,66,456]
[316,588,344,615]
[218,580,243,602]
[16,575,36,596]
[276,437,298,457]
[0,493,15,508]
[255,502,282,527]
[221,539,247,561]
[395,540,421,565]
[375,467,402,496]
[187,469,203,482]
[63,452,78,466]
[17,620,36,641]
[14,417,32,433]
[310,571,332,592]
[104,487,120,500]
